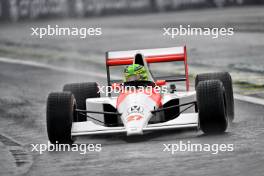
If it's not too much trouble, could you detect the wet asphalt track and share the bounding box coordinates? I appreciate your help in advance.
[0,61,264,176]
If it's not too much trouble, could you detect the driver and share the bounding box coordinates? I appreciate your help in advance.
[124,64,148,82]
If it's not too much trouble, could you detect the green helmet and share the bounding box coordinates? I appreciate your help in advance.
[124,64,148,82]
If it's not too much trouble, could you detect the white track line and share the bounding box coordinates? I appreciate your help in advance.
[234,94,264,106]
[1,57,264,106]
[0,57,115,79]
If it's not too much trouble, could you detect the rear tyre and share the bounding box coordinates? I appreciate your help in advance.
[63,82,100,122]
[195,72,234,121]
[46,92,75,144]
[196,80,228,134]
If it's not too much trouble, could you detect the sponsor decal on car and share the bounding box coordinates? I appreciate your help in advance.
[127,105,144,114]
[127,115,143,122]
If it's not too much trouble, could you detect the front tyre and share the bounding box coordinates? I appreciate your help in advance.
[46,92,76,144]
[196,80,228,134]
[195,72,234,121]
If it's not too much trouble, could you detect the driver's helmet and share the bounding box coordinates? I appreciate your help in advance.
[124,64,148,82]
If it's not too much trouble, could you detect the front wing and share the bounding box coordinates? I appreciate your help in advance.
[71,113,198,136]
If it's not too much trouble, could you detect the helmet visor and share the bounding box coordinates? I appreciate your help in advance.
[126,74,141,82]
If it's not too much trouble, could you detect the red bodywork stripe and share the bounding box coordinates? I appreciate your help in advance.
[184,46,189,91]
[116,89,162,108]
[116,92,127,108]
[149,92,162,107]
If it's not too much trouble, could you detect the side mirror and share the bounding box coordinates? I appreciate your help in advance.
[155,80,166,86]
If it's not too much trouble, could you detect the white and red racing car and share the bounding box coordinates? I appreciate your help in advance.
[46,46,234,144]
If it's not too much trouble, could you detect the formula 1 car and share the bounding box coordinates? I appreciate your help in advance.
[46,46,234,144]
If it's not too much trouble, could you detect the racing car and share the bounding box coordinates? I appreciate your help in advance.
[46,46,234,144]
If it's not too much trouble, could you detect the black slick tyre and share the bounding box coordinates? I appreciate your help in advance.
[195,72,234,121]
[196,80,228,134]
[46,92,75,144]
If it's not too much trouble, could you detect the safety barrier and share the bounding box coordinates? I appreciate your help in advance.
[0,0,262,21]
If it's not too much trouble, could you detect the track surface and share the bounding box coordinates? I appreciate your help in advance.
[0,61,264,176]
[0,6,264,176]
[0,7,264,88]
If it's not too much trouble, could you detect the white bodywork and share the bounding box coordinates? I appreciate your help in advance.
[71,91,198,136]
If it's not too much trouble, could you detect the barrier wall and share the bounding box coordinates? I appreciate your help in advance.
[0,0,263,21]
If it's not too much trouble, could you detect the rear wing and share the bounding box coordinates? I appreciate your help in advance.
[105,46,189,95]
